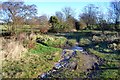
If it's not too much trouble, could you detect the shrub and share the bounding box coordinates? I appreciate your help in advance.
[36,34,67,48]
[2,40,27,60]
[117,43,120,50]
[49,22,70,33]
[79,38,91,46]
[67,39,76,47]
[108,43,117,50]
[28,40,36,49]
[36,34,54,42]
[79,20,87,30]
[108,43,120,50]
[92,35,102,42]
[39,27,49,33]
[44,36,67,48]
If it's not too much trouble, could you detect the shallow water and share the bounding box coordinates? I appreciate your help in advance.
[38,45,84,79]
[71,46,84,51]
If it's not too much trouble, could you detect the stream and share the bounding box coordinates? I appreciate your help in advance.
[36,41,100,79]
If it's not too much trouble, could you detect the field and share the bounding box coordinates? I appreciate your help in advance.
[52,30,120,78]
[1,1,120,79]
[1,30,120,78]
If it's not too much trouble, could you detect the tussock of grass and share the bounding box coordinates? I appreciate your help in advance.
[79,38,91,46]
[44,37,67,48]
[36,34,67,48]
[2,38,27,60]
[3,43,62,78]
[67,39,76,47]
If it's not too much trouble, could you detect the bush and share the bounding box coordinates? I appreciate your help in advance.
[79,38,91,46]
[44,37,67,48]
[49,22,71,33]
[27,40,36,49]
[39,27,49,33]
[2,39,27,60]
[36,34,67,48]
[117,43,120,50]
[52,23,63,32]
[92,35,102,42]
[36,34,54,42]
[79,20,87,30]
[108,43,120,50]
[67,39,76,47]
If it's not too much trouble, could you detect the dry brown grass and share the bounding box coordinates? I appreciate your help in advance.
[0,37,2,79]
[1,37,27,60]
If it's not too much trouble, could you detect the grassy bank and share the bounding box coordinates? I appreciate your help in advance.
[2,34,65,78]
[88,48,120,78]
[2,30,120,78]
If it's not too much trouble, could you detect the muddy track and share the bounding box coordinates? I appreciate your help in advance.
[85,50,105,78]
[36,41,101,79]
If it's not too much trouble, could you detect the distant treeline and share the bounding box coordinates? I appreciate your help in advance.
[0,1,120,34]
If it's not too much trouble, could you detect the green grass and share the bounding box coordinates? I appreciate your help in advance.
[50,51,90,78]
[79,38,91,46]
[3,42,62,78]
[29,43,62,54]
[88,48,120,61]
[99,70,120,78]
[0,25,7,30]
[67,39,77,47]
[36,34,67,48]
[3,53,57,78]
[2,30,120,78]
[94,70,120,78]
[45,37,67,48]
[88,48,120,78]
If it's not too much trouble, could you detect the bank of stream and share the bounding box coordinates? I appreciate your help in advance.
[36,41,102,79]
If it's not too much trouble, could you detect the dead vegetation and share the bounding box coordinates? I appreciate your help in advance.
[1,37,27,60]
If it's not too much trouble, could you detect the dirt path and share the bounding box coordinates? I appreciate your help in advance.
[36,40,101,79]
[77,53,98,72]
[37,46,99,78]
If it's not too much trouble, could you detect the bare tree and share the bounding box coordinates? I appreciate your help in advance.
[79,19,87,30]
[65,17,77,30]
[38,15,50,33]
[107,8,116,24]
[110,0,120,30]
[0,1,2,8]
[0,0,37,33]
[55,11,64,22]
[79,4,99,29]
[62,7,75,20]
[39,15,48,26]
[62,7,76,30]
